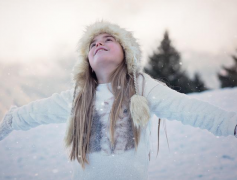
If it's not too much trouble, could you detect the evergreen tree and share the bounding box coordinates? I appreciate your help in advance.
[188,73,207,92]
[143,30,208,94]
[218,49,237,88]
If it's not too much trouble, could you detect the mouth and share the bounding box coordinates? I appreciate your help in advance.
[95,47,108,55]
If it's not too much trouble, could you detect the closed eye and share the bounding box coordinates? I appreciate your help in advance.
[106,38,113,42]
[90,43,96,49]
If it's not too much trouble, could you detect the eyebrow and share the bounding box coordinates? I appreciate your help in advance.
[90,35,115,46]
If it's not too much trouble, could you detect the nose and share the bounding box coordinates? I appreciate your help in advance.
[96,41,103,47]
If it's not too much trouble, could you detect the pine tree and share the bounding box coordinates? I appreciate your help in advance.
[143,30,208,94]
[190,73,207,92]
[218,49,237,88]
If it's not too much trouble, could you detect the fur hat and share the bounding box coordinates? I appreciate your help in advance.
[70,20,150,128]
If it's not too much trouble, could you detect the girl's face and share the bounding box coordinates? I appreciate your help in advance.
[88,33,124,74]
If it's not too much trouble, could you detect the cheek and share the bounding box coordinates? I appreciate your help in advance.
[88,51,92,60]
[111,44,123,59]
[88,53,94,67]
[117,46,124,61]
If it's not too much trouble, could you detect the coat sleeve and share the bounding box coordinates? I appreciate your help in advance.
[142,73,237,137]
[7,88,74,131]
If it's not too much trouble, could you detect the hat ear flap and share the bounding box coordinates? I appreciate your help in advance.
[72,56,89,87]
[64,116,74,148]
[130,54,150,128]
[130,94,150,128]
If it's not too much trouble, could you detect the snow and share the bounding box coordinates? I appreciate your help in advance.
[0,87,237,180]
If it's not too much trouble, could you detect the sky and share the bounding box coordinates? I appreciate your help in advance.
[0,0,237,88]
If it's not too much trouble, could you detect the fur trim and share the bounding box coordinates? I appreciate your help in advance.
[72,20,142,86]
[130,94,150,128]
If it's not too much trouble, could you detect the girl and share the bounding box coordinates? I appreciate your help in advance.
[0,21,237,180]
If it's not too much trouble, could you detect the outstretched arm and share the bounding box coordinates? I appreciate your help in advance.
[143,74,237,137]
[0,88,74,141]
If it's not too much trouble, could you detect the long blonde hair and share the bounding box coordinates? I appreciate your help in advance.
[65,58,168,169]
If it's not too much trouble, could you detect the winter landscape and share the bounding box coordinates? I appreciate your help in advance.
[1,0,237,179]
[0,86,237,180]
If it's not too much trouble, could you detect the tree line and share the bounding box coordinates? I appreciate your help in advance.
[143,30,237,94]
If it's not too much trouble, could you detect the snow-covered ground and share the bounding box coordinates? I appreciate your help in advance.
[0,87,237,180]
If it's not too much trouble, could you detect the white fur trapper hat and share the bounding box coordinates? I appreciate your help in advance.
[70,20,150,128]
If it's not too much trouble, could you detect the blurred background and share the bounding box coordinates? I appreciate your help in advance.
[0,0,237,180]
[1,0,237,112]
